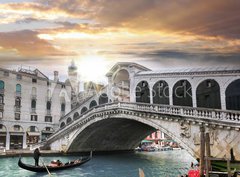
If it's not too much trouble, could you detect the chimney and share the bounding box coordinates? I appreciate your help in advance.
[54,71,59,81]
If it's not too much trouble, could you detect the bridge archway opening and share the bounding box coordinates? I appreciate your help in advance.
[99,93,108,105]
[136,81,150,103]
[196,79,221,109]
[68,118,156,152]
[89,100,97,109]
[112,69,130,102]
[173,80,192,107]
[226,79,240,111]
[152,80,169,105]
[81,107,88,114]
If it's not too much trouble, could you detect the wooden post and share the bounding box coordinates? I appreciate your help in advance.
[205,132,211,177]
[200,126,205,177]
[227,158,231,177]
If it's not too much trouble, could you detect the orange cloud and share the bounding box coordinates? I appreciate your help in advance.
[0,30,74,57]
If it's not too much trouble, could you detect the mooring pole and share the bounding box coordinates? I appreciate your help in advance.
[200,126,205,177]
[205,132,211,177]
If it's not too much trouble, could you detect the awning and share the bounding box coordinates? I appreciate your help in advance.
[27,132,40,136]
[141,140,154,143]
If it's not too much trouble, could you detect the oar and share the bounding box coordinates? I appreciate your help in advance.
[40,158,52,176]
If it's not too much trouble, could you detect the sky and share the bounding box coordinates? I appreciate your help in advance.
[0,0,240,82]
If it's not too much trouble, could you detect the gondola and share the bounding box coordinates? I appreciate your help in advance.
[18,153,92,173]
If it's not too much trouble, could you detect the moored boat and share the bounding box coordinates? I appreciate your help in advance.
[18,153,92,173]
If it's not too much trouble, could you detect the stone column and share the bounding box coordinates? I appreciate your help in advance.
[191,85,197,107]
[6,131,10,150]
[149,87,153,104]
[23,132,27,149]
[220,85,226,110]
[169,86,173,106]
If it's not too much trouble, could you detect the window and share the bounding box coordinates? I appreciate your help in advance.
[16,74,22,80]
[15,98,21,107]
[0,81,4,89]
[16,84,21,93]
[45,116,52,122]
[15,113,20,120]
[31,99,36,109]
[47,81,50,86]
[61,85,65,88]
[46,101,51,110]
[32,78,37,83]
[45,127,51,131]
[30,115,38,121]
[0,95,4,104]
[61,103,65,112]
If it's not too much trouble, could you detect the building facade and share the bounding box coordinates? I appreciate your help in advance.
[0,67,72,150]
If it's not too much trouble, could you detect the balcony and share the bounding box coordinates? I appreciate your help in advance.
[31,94,37,99]
[46,109,51,115]
[0,103,4,111]
[14,106,21,113]
[31,108,36,114]
[15,91,21,98]
[0,89,4,95]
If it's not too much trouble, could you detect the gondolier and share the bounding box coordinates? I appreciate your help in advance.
[33,148,41,166]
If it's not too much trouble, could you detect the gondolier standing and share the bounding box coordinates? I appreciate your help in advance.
[34,148,41,166]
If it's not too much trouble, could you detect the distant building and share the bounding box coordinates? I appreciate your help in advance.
[0,66,72,150]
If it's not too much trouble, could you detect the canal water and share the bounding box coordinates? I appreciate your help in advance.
[0,150,196,177]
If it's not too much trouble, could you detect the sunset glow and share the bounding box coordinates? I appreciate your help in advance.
[0,0,239,81]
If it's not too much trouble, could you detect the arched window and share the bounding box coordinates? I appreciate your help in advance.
[61,103,65,112]
[46,101,51,110]
[16,84,21,93]
[136,81,150,103]
[99,93,108,105]
[196,79,221,109]
[60,122,65,128]
[173,80,192,107]
[73,112,79,120]
[226,79,240,110]
[66,117,72,124]
[31,99,36,109]
[89,100,97,109]
[81,107,88,114]
[152,80,169,105]
[0,81,4,89]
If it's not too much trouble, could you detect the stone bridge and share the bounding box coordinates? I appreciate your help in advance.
[41,102,240,159]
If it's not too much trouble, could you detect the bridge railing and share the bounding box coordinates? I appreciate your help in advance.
[42,102,240,145]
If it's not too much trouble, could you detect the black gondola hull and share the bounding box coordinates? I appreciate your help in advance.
[18,156,91,172]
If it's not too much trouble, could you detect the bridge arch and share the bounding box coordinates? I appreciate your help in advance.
[89,100,97,109]
[66,116,195,157]
[173,80,193,107]
[112,69,130,102]
[226,79,240,111]
[152,80,169,105]
[81,107,88,114]
[196,79,221,109]
[99,93,108,105]
[135,80,150,103]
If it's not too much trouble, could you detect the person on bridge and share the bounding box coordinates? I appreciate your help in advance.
[33,148,41,166]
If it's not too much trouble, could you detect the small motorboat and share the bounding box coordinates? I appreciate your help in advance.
[18,152,92,173]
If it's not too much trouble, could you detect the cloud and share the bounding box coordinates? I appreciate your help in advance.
[0,30,74,56]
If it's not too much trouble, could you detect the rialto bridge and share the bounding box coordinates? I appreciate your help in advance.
[39,62,240,159]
